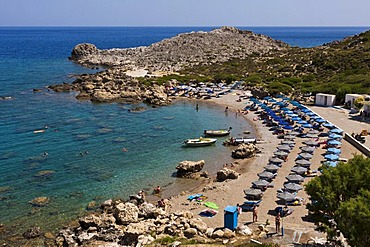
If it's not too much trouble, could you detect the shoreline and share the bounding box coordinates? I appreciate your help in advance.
[164,91,280,228]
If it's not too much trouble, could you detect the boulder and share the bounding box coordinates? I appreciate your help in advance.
[216,168,240,182]
[184,228,198,238]
[114,202,139,225]
[176,160,205,178]
[223,228,236,239]
[29,196,49,207]
[23,226,41,239]
[211,229,224,239]
[79,214,102,230]
[139,202,165,218]
[136,235,155,247]
[236,225,253,236]
[189,218,208,233]
[231,143,257,159]
[70,43,99,61]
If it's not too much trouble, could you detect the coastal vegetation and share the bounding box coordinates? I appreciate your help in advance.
[181,30,370,103]
[305,155,370,246]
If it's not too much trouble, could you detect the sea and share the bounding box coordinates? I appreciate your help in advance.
[0,26,368,239]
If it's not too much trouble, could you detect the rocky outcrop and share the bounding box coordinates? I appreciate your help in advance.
[48,68,172,105]
[55,200,238,246]
[176,160,205,178]
[69,26,289,72]
[29,197,50,207]
[231,143,258,159]
[216,168,240,182]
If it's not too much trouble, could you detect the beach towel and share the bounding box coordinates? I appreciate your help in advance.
[199,209,218,217]
[187,194,203,201]
[204,201,219,210]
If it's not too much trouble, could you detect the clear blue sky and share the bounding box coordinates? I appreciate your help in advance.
[1,0,369,26]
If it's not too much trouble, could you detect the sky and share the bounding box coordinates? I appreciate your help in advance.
[0,0,369,27]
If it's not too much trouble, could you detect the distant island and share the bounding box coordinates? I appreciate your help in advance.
[49,26,370,105]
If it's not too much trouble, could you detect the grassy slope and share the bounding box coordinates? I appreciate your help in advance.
[142,30,370,103]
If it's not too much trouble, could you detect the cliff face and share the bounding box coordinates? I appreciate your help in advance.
[69,26,289,72]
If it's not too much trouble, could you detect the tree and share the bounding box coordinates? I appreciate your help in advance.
[305,155,370,246]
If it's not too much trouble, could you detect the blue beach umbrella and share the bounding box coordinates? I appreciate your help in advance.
[315,118,326,123]
[263,96,271,100]
[283,97,291,101]
[291,117,301,121]
[287,113,299,117]
[283,125,294,130]
[269,99,277,103]
[328,140,342,145]
[301,109,311,113]
[323,123,335,128]
[330,128,343,134]
[328,134,343,139]
[310,116,320,120]
[325,154,339,161]
[285,110,294,114]
[281,107,290,112]
[306,112,316,116]
[302,124,313,128]
[327,148,341,154]
[298,120,307,124]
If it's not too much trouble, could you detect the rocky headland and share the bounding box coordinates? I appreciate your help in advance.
[49,26,289,104]
[69,26,289,72]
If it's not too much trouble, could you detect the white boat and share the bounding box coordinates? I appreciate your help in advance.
[204,127,231,137]
[183,138,217,147]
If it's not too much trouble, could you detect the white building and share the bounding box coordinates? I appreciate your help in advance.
[345,94,370,108]
[315,93,336,106]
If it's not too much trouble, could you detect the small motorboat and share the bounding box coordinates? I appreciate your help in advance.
[33,129,45,134]
[183,138,217,147]
[204,127,231,137]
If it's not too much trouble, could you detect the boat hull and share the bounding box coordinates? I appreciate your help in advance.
[204,129,231,137]
[183,138,217,147]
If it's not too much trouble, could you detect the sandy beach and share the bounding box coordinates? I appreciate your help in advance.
[161,91,362,245]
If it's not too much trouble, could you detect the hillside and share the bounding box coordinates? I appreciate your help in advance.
[58,27,370,104]
[69,26,289,72]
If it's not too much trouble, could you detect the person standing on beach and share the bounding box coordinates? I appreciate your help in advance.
[237,204,242,215]
[275,212,281,233]
[253,206,258,222]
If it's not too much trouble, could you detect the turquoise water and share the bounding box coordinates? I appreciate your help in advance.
[0,26,368,236]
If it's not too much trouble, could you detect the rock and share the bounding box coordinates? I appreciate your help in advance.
[114,202,139,225]
[79,214,102,230]
[223,228,236,239]
[206,228,214,238]
[136,234,155,247]
[70,43,99,61]
[231,143,257,159]
[29,196,49,207]
[211,229,224,239]
[86,200,97,210]
[33,170,55,178]
[216,168,240,182]
[236,225,253,236]
[129,106,147,112]
[44,232,55,239]
[189,218,207,233]
[23,226,41,239]
[176,160,205,178]
[184,228,198,238]
[139,202,165,218]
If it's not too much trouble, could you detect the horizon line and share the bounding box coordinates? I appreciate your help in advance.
[0,25,369,28]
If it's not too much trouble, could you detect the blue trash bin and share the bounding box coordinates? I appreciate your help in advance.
[224,205,238,230]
